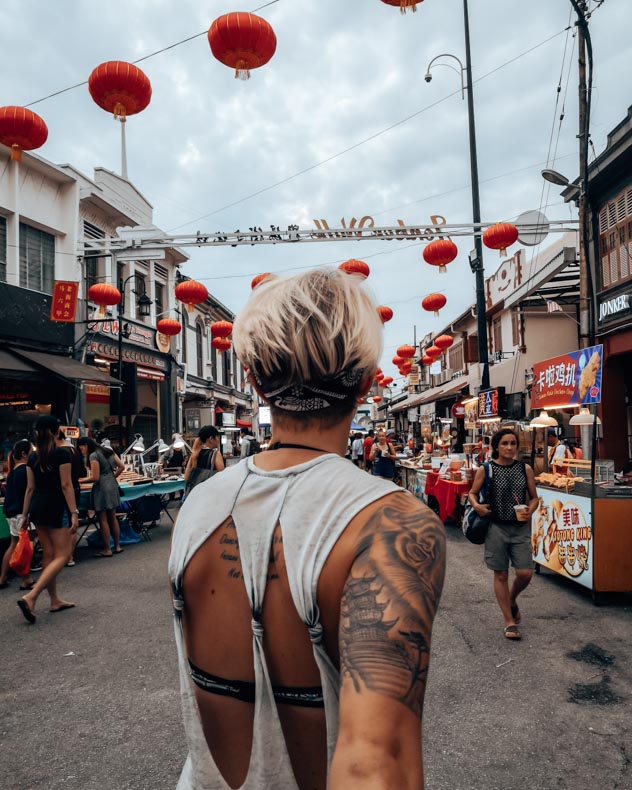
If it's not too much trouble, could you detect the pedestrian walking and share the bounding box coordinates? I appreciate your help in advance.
[183,425,225,496]
[77,437,124,557]
[169,267,445,789]
[362,428,374,472]
[17,416,78,623]
[0,440,34,591]
[468,428,538,640]
[350,432,364,466]
[369,428,397,479]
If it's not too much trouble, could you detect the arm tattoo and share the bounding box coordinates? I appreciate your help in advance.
[339,497,446,718]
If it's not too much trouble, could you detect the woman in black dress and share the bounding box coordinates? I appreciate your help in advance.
[18,416,79,623]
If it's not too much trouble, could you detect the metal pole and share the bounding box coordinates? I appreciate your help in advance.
[118,276,124,451]
[120,117,128,180]
[463,0,490,389]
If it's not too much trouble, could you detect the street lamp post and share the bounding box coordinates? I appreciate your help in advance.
[117,272,152,449]
[425,0,490,390]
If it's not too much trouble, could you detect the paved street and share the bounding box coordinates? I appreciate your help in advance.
[1,513,630,790]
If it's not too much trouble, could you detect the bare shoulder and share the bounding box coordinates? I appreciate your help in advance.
[339,491,446,719]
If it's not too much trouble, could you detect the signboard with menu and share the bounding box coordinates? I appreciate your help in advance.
[532,344,603,409]
[532,488,593,590]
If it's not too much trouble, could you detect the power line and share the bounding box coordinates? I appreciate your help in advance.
[168,28,568,231]
[24,1,280,108]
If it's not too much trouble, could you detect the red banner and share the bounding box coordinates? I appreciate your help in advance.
[50,281,79,322]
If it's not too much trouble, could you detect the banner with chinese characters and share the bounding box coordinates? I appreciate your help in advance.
[532,344,603,409]
[533,488,593,590]
[477,387,505,420]
[50,281,79,322]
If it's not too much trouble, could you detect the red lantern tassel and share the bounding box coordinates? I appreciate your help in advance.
[10,144,22,162]
[401,0,418,13]
[235,59,250,81]
[112,102,127,119]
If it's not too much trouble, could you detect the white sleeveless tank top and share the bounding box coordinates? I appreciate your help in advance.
[168,453,401,789]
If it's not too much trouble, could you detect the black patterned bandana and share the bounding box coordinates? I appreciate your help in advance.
[254,367,365,412]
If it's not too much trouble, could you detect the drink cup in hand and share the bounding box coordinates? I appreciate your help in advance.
[514,504,529,522]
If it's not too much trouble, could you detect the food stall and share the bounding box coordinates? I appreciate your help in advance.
[530,345,632,600]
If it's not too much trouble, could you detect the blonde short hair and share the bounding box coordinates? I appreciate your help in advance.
[232,268,382,421]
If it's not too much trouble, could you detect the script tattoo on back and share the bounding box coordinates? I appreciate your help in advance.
[339,495,446,718]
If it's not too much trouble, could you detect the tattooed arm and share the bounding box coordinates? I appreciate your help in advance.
[329,492,446,790]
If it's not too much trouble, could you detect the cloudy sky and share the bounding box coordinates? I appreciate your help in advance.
[2,0,630,384]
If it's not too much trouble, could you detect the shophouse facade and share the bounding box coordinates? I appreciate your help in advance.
[391,235,581,440]
[0,148,253,450]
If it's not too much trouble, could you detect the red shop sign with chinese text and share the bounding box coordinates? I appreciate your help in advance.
[532,345,603,409]
[50,281,79,323]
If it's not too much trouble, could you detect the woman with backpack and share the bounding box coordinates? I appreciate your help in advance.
[468,428,538,640]
[184,425,225,495]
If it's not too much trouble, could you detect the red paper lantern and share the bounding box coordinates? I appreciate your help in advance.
[212,336,232,354]
[400,361,412,375]
[422,355,434,366]
[397,344,416,359]
[156,318,182,337]
[423,238,458,273]
[373,395,382,403]
[421,293,447,317]
[392,355,404,367]
[0,106,48,161]
[426,345,442,359]
[88,62,152,119]
[435,334,454,351]
[381,376,393,386]
[88,282,121,317]
[339,259,370,279]
[175,280,209,312]
[251,272,272,289]
[376,368,383,376]
[210,320,233,338]
[483,222,519,257]
[380,0,422,14]
[377,305,393,323]
[208,13,277,80]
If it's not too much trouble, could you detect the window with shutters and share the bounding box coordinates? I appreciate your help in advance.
[492,317,502,353]
[196,321,204,378]
[448,343,463,374]
[155,282,164,318]
[223,348,231,387]
[465,335,479,363]
[19,223,55,294]
[511,310,521,347]
[599,186,632,289]
[0,216,6,282]
[181,310,188,366]
[210,340,217,380]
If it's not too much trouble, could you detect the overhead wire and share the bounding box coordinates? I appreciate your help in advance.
[168,28,569,231]
[23,1,280,108]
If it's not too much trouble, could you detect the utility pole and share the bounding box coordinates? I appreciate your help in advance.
[576,0,591,348]
[463,0,490,389]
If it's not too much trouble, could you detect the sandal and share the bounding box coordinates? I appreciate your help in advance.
[510,604,522,624]
[504,625,522,640]
[19,582,34,591]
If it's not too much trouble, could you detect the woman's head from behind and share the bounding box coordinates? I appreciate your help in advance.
[232,268,382,428]
[34,415,61,468]
[8,438,32,473]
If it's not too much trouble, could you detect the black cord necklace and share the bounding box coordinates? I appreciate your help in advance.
[268,441,330,453]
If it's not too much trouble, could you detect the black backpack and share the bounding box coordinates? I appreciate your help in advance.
[245,436,260,456]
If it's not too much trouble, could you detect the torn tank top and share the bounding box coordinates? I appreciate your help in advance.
[168,453,401,789]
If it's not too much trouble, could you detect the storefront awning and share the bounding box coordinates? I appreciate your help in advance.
[0,349,40,377]
[236,419,252,428]
[7,348,122,386]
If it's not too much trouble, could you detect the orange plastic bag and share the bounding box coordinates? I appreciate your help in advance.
[9,528,33,577]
